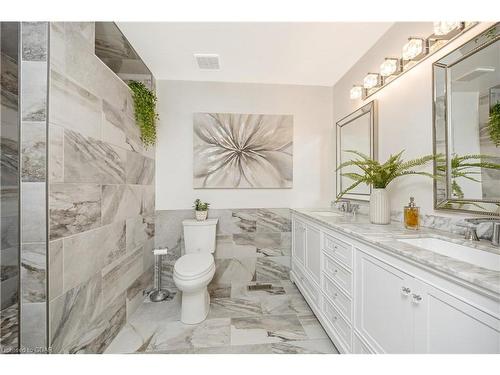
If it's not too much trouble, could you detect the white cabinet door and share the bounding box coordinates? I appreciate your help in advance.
[305,225,321,284]
[355,250,414,353]
[413,280,500,354]
[292,219,306,265]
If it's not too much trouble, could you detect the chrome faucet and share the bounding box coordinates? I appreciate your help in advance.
[462,218,500,246]
[333,199,360,216]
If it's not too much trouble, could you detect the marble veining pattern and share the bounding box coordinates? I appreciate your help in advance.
[293,209,500,295]
[105,280,337,354]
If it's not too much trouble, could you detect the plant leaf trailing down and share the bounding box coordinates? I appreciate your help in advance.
[488,102,500,147]
[336,150,440,200]
[128,80,159,148]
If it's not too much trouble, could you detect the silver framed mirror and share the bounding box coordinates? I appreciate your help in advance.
[433,23,500,216]
[336,100,377,201]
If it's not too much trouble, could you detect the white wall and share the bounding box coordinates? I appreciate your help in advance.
[156,80,333,210]
[332,22,495,217]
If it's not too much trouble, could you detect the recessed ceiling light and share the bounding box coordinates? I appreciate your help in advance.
[194,54,220,70]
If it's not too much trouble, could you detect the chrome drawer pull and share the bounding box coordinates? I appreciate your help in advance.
[401,286,411,296]
[412,293,423,303]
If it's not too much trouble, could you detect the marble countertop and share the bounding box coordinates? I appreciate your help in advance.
[291,208,500,297]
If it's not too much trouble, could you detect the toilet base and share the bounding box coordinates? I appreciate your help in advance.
[180,288,210,324]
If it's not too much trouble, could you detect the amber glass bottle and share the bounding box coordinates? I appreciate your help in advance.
[404,197,420,230]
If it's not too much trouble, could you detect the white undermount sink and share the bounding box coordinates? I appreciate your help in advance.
[310,211,343,217]
[398,238,500,271]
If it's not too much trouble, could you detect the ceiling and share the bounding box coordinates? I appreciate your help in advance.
[117,22,393,87]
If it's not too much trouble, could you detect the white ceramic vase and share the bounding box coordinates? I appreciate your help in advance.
[370,188,390,225]
[195,210,208,221]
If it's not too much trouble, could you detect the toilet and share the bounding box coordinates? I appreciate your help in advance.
[173,218,218,324]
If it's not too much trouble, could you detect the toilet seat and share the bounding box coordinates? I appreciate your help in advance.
[174,253,214,281]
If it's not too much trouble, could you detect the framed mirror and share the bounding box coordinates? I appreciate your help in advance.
[433,23,500,215]
[336,100,377,201]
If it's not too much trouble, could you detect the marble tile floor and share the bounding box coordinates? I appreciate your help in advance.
[105,280,339,354]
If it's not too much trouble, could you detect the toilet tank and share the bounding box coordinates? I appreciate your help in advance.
[182,218,218,254]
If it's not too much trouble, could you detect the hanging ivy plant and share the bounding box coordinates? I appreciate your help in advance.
[128,80,159,148]
[489,102,500,147]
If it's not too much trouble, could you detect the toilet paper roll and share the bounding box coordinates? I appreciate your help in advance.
[153,247,169,256]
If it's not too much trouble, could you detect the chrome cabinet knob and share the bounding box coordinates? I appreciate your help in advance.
[401,286,411,296]
[412,293,423,303]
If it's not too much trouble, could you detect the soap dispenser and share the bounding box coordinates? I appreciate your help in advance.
[404,197,420,230]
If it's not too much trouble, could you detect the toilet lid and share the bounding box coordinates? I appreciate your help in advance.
[174,253,214,278]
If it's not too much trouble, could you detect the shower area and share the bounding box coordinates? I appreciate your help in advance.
[1,22,156,354]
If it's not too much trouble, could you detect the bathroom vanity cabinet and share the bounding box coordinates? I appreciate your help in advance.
[291,212,500,354]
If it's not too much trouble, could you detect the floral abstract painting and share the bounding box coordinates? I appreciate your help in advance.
[193,112,293,188]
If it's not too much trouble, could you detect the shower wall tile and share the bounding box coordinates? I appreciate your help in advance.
[49,183,101,240]
[101,184,143,225]
[49,240,63,300]
[64,130,126,184]
[20,302,46,351]
[20,242,46,303]
[21,182,46,243]
[48,124,64,182]
[49,69,102,138]
[21,61,47,121]
[62,221,126,293]
[21,22,48,61]
[48,22,155,353]
[125,151,155,185]
[21,121,46,182]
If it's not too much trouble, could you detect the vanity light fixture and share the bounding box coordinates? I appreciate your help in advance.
[348,22,474,100]
[350,85,364,99]
[402,38,426,61]
[380,58,400,77]
[363,73,380,89]
[433,22,462,36]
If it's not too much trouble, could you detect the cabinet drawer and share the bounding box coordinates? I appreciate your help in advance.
[323,233,352,268]
[323,297,352,350]
[322,274,352,320]
[323,254,352,295]
[293,262,320,307]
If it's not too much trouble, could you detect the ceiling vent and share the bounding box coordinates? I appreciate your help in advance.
[194,54,220,70]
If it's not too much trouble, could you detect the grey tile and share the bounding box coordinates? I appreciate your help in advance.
[260,294,313,316]
[49,240,63,300]
[21,61,47,121]
[215,234,257,259]
[126,269,153,318]
[102,100,143,153]
[212,257,257,286]
[64,130,125,184]
[141,185,155,216]
[22,22,48,61]
[20,302,46,350]
[126,151,155,185]
[62,221,126,292]
[207,298,262,319]
[21,182,46,243]
[48,124,64,182]
[49,183,101,240]
[21,242,46,303]
[21,121,46,182]
[156,343,273,354]
[271,339,338,354]
[230,315,307,345]
[256,208,291,233]
[256,256,291,281]
[49,69,101,138]
[230,281,286,301]
[102,247,143,302]
[102,184,142,225]
[207,283,231,299]
[126,215,155,252]
[298,314,329,340]
[146,318,231,352]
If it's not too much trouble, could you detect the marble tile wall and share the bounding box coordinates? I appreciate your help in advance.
[155,208,291,297]
[1,22,20,353]
[47,22,155,353]
[19,21,49,353]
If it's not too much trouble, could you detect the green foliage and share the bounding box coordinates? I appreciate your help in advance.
[128,81,158,148]
[193,198,210,211]
[436,153,500,209]
[336,150,439,199]
[488,102,500,147]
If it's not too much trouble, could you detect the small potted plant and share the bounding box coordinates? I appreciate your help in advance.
[193,199,210,221]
